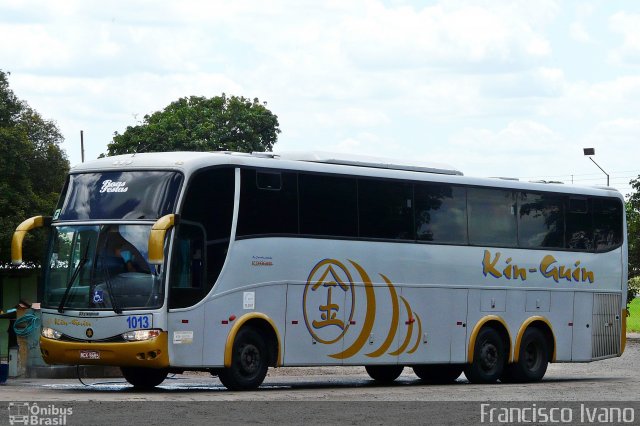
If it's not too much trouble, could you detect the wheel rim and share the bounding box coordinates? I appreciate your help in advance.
[239,343,261,376]
[523,342,542,371]
[479,341,499,372]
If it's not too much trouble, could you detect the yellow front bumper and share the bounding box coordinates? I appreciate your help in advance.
[40,332,169,368]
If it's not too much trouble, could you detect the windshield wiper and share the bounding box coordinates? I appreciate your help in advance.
[58,242,91,313]
[101,257,122,314]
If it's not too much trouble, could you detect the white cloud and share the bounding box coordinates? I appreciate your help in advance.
[440,120,576,180]
[10,72,244,160]
[323,131,401,157]
[583,118,640,155]
[315,108,391,128]
[2,0,640,195]
[609,12,640,65]
[570,22,591,43]
[340,1,554,70]
[450,120,563,155]
[0,24,72,69]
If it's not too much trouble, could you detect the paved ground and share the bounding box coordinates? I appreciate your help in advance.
[1,338,638,425]
[2,336,639,402]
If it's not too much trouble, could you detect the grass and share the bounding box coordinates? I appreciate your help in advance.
[628,298,640,333]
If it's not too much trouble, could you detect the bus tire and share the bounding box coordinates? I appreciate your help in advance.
[365,365,404,383]
[502,328,549,383]
[121,367,168,389]
[464,327,506,384]
[219,327,268,391]
[413,364,462,384]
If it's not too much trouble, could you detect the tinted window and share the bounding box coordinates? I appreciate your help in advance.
[593,198,623,252]
[171,168,234,308]
[59,171,182,220]
[299,173,357,237]
[468,188,517,247]
[518,192,564,248]
[415,184,467,244]
[237,169,298,236]
[359,179,413,240]
[169,222,205,308]
[256,171,282,190]
[566,197,593,251]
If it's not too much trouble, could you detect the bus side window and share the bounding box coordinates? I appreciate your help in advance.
[299,173,358,238]
[415,183,467,244]
[358,178,413,240]
[468,188,517,247]
[518,192,564,249]
[566,197,593,251]
[256,171,282,190]
[593,197,623,252]
[237,169,298,236]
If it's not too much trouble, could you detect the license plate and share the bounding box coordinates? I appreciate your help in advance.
[79,350,100,360]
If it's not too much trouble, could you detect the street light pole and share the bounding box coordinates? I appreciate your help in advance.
[583,148,609,186]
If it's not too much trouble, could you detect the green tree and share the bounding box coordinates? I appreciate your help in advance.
[105,94,281,156]
[628,177,640,302]
[0,70,69,267]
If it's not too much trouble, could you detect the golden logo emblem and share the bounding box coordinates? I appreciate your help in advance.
[303,259,423,359]
[303,259,355,344]
[85,328,94,338]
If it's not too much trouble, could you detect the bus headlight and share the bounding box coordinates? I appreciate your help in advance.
[122,329,161,341]
[42,327,62,340]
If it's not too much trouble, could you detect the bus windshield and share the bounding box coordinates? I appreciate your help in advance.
[43,224,164,311]
[57,171,182,220]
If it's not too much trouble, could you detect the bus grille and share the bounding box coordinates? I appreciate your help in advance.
[592,293,622,359]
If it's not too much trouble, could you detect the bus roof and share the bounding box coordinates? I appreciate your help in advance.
[70,151,623,199]
[258,151,463,175]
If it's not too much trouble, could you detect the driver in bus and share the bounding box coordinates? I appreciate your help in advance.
[113,242,149,273]
[114,243,136,272]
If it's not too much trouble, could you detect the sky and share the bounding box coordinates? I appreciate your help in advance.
[2,0,640,195]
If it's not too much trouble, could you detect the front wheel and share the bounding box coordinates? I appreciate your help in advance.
[218,327,268,391]
[464,327,507,384]
[365,365,404,383]
[413,364,463,384]
[121,367,168,389]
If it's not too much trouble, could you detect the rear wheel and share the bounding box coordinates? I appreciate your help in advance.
[501,328,548,383]
[464,327,507,384]
[413,364,463,384]
[121,367,168,389]
[218,327,268,391]
[365,365,404,383]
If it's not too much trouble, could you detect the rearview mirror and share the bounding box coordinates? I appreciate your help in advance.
[12,216,52,265]
[148,214,178,265]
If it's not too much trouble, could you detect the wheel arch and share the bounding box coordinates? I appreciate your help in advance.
[224,312,282,368]
[467,315,512,363]
[514,317,556,363]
